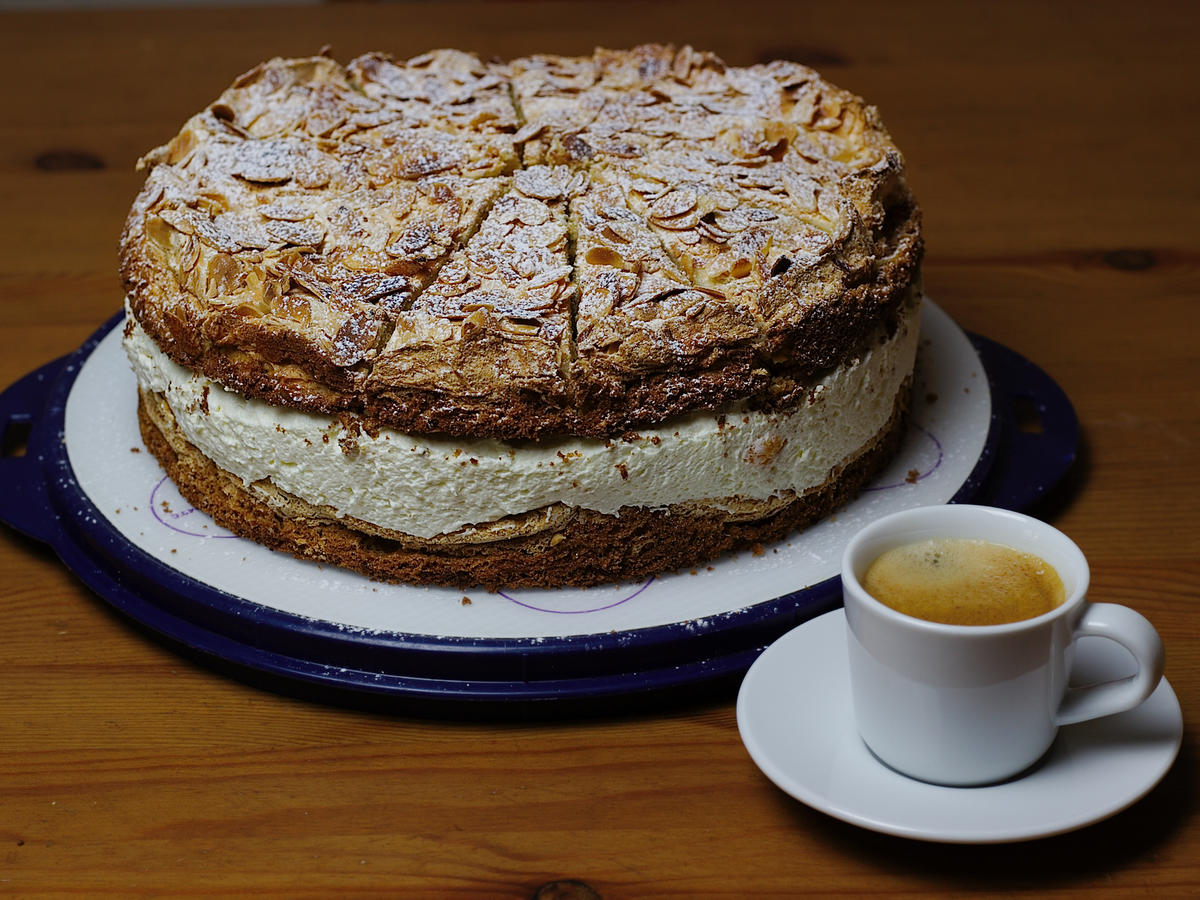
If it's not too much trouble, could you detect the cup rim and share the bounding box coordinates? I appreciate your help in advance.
[841,504,1090,635]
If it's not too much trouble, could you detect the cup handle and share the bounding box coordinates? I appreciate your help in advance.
[1055,603,1165,726]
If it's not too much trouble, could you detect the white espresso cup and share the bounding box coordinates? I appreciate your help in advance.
[842,504,1165,786]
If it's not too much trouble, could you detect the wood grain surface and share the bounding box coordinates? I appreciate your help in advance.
[1,2,1197,896]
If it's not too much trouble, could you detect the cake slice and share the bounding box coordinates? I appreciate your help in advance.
[599,131,920,391]
[120,53,516,416]
[347,49,520,136]
[509,45,799,169]
[570,180,764,426]
[365,166,580,438]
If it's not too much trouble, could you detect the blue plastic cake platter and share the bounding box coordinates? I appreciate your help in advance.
[0,306,1077,713]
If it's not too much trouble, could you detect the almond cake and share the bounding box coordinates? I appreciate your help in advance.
[119,45,923,588]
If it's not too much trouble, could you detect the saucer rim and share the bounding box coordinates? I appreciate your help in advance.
[736,608,1183,844]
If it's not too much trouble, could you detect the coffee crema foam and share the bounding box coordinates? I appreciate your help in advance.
[862,537,1066,626]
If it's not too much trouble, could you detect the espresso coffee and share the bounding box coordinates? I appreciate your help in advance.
[862,537,1065,626]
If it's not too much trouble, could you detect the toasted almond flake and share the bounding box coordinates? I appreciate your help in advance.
[585,246,625,267]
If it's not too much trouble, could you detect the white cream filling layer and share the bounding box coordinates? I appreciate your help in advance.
[123,299,920,539]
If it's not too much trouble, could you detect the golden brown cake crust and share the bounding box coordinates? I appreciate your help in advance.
[136,383,911,589]
[120,45,922,441]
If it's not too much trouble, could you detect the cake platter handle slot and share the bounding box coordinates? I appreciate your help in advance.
[0,355,69,545]
[968,334,1080,512]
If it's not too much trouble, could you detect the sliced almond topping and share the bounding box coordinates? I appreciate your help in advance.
[585,246,626,267]
[648,188,698,220]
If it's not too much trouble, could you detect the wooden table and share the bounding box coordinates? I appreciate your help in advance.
[2,2,1197,895]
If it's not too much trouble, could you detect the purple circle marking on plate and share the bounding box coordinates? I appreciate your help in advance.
[864,424,944,491]
[500,576,656,614]
[149,476,238,539]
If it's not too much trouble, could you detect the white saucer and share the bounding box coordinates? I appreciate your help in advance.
[736,609,1182,843]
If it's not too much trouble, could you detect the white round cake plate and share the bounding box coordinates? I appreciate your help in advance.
[0,298,1078,705]
[736,609,1183,843]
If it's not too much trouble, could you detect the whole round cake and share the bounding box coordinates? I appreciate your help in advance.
[120,44,923,588]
